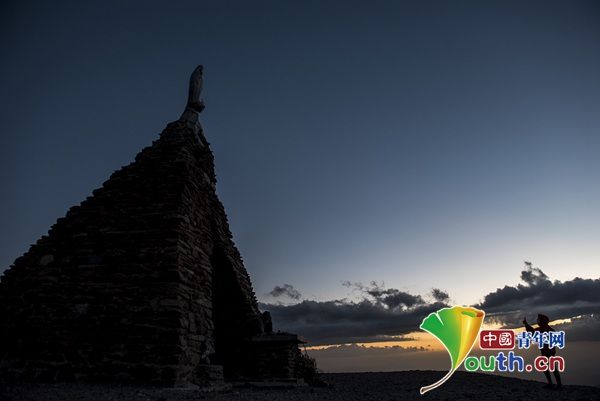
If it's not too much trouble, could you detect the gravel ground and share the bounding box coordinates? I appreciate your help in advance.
[1,371,598,401]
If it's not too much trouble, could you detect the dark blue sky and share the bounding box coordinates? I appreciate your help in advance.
[1,0,599,304]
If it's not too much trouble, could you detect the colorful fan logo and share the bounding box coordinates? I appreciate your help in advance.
[419,306,485,394]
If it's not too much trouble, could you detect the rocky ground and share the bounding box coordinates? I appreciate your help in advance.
[1,371,598,401]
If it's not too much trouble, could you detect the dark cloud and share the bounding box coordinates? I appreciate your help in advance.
[261,282,446,345]
[268,283,301,300]
[552,314,600,342]
[431,288,449,302]
[261,264,599,346]
[367,287,424,309]
[520,261,550,285]
[341,281,424,309]
[477,263,600,327]
[260,299,445,345]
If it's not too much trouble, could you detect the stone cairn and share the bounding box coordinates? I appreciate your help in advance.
[0,66,307,386]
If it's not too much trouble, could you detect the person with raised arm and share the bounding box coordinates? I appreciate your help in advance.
[523,314,562,390]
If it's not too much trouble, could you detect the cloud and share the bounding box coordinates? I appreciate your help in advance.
[477,262,600,327]
[431,288,449,302]
[552,314,600,342]
[268,283,302,300]
[520,261,549,285]
[260,299,445,346]
[342,281,424,309]
[261,281,447,345]
[308,343,427,358]
[306,343,448,374]
[261,264,600,346]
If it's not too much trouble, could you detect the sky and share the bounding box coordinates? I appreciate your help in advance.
[1,0,600,385]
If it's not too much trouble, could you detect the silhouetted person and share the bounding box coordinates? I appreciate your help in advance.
[523,314,562,390]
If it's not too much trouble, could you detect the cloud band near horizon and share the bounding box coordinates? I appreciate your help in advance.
[261,263,600,346]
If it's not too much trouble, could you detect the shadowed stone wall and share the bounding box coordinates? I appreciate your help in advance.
[0,120,266,385]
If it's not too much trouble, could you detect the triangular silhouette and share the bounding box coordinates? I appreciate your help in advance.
[0,66,305,386]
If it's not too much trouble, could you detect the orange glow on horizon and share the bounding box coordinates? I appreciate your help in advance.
[306,331,445,351]
[305,317,575,351]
